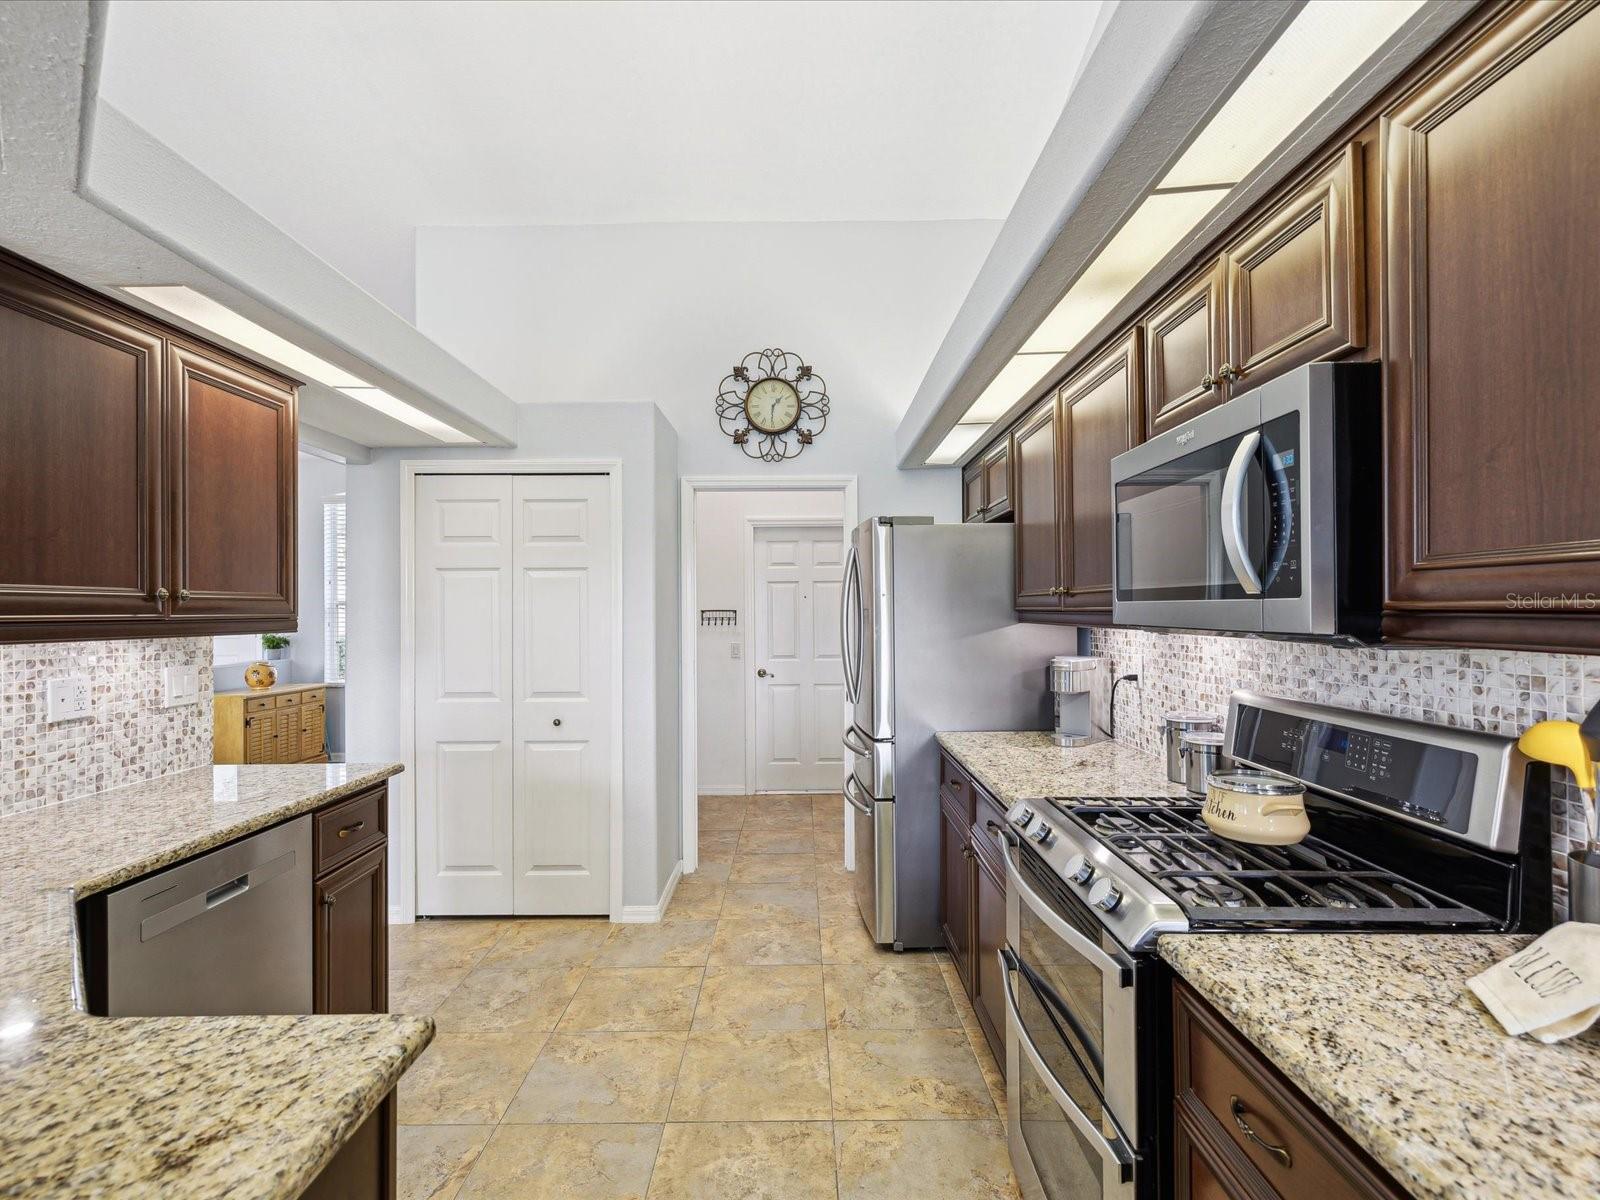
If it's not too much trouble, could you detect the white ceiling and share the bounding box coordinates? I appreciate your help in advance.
[97,0,1103,316]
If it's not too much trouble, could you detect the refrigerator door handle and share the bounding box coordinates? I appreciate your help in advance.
[842,725,872,759]
[840,543,861,703]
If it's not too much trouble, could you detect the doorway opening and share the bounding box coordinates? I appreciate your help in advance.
[679,475,857,874]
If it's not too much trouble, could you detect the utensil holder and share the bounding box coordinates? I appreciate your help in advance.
[1570,848,1600,924]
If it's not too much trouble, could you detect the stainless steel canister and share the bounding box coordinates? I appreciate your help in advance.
[1180,729,1229,797]
[1163,712,1218,785]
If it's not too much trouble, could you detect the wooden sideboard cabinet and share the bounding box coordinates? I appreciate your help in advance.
[1173,980,1406,1200]
[215,683,329,764]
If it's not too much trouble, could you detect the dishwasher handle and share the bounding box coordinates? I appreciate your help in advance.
[140,848,299,942]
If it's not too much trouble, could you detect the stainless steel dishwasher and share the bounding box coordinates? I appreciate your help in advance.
[100,815,313,1016]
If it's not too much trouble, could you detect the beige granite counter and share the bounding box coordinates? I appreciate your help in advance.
[0,762,433,1200]
[1160,932,1600,1200]
[935,730,1189,805]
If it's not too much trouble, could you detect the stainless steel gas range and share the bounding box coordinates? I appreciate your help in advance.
[994,692,1552,1200]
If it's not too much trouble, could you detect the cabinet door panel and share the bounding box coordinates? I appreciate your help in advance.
[1144,263,1226,435]
[1011,399,1063,609]
[1062,331,1140,611]
[982,443,1011,521]
[314,844,388,1014]
[971,849,1006,1073]
[1384,2,1600,625]
[0,261,165,625]
[169,342,297,622]
[962,463,986,523]
[1224,144,1364,391]
[939,803,973,994]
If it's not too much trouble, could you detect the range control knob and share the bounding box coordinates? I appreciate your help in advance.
[1011,805,1036,827]
[1028,822,1055,846]
[1064,854,1094,885]
[1088,878,1124,913]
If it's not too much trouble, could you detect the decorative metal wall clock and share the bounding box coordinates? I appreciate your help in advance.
[715,348,830,461]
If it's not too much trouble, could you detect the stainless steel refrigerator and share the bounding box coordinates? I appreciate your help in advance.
[840,517,1077,949]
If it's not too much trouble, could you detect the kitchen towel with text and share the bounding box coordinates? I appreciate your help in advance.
[1466,923,1600,1044]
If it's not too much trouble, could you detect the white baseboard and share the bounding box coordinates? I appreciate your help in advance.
[695,785,747,796]
[388,904,413,925]
[615,860,683,923]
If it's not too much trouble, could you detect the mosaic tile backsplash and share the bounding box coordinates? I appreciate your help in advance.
[0,639,213,817]
[1086,627,1600,920]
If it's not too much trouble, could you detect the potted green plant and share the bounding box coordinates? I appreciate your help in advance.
[261,634,291,663]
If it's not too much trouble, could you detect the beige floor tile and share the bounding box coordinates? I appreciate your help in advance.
[747,795,817,821]
[390,920,511,972]
[939,962,1006,1115]
[398,1027,548,1125]
[595,920,717,967]
[460,1124,661,1200]
[662,877,726,920]
[729,852,817,883]
[690,860,732,883]
[721,882,820,921]
[818,891,864,921]
[698,830,741,863]
[430,966,585,1033]
[693,964,826,1032]
[646,1123,836,1200]
[503,1032,688,1124]
[827,1028,996,1120]
[698,796,749,830]
[390,968,469,1017]
[738,826,816,855]
[397,1124,494,1200]
[814,871,856,898]
[820,917,889,964]
[834,1120,1019,1200]
[708,916,823,966]
[669,1029,832,1120]
[824,961,964,1030]
[478,918,610,969]
[556,967,703,1031]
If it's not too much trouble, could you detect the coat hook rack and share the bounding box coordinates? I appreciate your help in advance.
[700,609,737,628]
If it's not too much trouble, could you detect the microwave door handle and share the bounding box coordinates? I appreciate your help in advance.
[1000,948,1136,1182]
[999,833,1131,987]
[1220,430,1264,596]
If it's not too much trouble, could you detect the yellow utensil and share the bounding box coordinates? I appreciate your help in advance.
[1518,720,1598,846]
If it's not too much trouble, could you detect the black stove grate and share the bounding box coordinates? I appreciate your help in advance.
[1055,799,1497,928]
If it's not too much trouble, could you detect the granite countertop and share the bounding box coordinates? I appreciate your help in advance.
[1161,933,1600,1200]
[0,762,433,1200]
[935,730,1189,805]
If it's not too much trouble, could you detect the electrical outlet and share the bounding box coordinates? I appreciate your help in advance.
[45,677,91,724]
[162,666,201,708]
[729,642,742,660]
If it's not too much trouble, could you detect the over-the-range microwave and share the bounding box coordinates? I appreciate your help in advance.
[1109,361,1382,642]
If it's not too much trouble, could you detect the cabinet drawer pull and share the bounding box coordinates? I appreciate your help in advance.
[338,821,366,839]
[1230,1096,1292,1167]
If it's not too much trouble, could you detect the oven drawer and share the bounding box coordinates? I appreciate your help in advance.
[1173,981,1406,1200]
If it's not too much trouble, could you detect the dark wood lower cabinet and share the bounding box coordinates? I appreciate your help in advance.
[939,798,973,992]
[300,1091,398,1200]
[970,846,1007,1066]
[1173,980,1406,1200]
[937,750,1007,1073]
[315,844,389,1014]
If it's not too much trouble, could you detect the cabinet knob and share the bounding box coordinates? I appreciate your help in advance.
[322,893,337,908]
[178,588,192,601]
[156,587,170,602]
[1200,374,1217,392]
[1218,363,1242,383]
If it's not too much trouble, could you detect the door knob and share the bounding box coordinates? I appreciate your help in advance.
[757,668,770,678]
[552,718,562,727]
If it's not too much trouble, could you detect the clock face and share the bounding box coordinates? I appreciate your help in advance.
[745,377,801,434]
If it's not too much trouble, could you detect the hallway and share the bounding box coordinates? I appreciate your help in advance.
[390,793,1016,1199]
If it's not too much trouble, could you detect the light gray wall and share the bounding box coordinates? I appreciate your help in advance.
[344,402,677,912]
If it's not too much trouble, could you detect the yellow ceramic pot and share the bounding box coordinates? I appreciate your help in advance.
[1203,770,1309,845]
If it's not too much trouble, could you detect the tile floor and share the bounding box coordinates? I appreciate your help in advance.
[392,792,1017,1200]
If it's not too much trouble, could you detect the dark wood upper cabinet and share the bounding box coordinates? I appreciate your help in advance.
[981,441,1011,521]
[1143,262,1226,436]
[1383,0,1600,651]
[168,341,297,623]
[0,261,167,631]
[1223,144,1365,394]
[1061,331,1140,612]
[1011,398,1064,610]
[0,250,300,643]
[962,462,986,523]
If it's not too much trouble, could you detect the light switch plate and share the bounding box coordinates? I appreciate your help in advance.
[46,677,91,724]
[162,666,201,708]
[729,642,742,660]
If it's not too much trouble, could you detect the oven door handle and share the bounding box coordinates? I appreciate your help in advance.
[1000,947,1136,1182]
[1220,430,1263,595]
[999,833,1131,988]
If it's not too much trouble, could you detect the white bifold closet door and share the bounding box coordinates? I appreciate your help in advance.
[415,474,612,916]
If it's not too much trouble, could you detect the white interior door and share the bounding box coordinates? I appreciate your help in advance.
[512,475,612,915]
[415,475,515,915]
[752,523,846,793]
[416,473,612,916]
